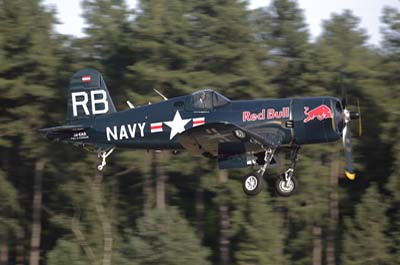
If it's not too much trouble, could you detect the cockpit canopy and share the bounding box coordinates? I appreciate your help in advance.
[186,89,230,111]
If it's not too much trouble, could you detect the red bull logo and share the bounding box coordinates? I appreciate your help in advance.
[303,104,332,123]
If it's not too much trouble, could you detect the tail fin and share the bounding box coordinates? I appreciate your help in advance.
[67,68,116,125]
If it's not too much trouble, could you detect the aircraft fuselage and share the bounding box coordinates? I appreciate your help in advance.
[69,95,343,151]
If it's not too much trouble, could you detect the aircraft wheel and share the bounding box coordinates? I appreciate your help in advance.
[97,164,104,171]
[243,174,263,196]
[275,175,297,197]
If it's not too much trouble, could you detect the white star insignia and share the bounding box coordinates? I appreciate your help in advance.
[164,110,191,140]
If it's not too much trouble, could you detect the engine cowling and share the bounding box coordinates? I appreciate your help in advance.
[292,97,343,145]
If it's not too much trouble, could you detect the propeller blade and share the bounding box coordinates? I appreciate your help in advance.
[341,83,347,109]
[342,125,356,180]
[330,100,336,131]
[357,99,362,137]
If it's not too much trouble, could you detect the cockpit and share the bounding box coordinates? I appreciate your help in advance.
[186,89,230,111]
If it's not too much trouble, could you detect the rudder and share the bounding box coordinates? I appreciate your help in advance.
[66,68,116,124]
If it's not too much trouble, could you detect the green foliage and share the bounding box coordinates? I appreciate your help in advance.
[382,6,400,54]
[0,0,399,264]
[381,7,400,264]
[81,0,135,106]
[341,185,391,265]
[121,207,210,265]
[0,170,19,211]
[0,170,21,240]
[0,0,59,156]
[186,0,270,99]
[47,239,88,265]
[386,174,400,265]
[127,0,194,102]
[233,192,287,265]
[251,0,310,97]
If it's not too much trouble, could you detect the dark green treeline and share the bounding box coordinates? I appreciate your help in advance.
[0,0,399,264]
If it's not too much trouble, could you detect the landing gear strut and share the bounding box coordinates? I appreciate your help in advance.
[97,147,115,171]
[275,147,299,196]
[242,148,275,196]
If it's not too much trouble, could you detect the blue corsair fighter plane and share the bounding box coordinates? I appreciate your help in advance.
[41,69,361,196]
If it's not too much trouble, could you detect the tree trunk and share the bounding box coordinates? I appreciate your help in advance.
[143,152,155,213]
[327,158,339,265]
[155,152,168,210]
[156,173,167,210]
[143,170,154,212]
[0,153,9,265]
[15,231,25,265]
[0,242,8,265]
[91,170,113,265]
[218,170,230,265]
[29,158,47,265]
[312,224,322,265]
[196,173,205,241]
[71,218,96,265]
[111,169,119,225]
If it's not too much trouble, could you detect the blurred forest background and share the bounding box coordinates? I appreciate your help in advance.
[1,0,400,264]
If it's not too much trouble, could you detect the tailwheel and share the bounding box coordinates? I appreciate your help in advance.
[243,174,263,196]
[275,174,297,197]
[96,147,115,171]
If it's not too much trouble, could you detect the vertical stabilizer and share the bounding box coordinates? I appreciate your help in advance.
[66,68,116,124]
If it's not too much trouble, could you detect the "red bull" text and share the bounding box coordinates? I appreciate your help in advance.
[243,107,289,122]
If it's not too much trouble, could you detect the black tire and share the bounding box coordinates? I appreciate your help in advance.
[243,174,263,196]
[275,175,297,197]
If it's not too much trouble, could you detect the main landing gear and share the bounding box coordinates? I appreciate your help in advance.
[97,147,115,171]
[242,147,300,196]
[243,148,274,196]
[274,147,299,197]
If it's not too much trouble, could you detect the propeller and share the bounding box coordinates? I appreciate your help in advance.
[357,99,362,137]
[341,87,361,180]
[341,83,347,109]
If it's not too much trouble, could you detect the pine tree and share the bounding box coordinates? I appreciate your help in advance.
[182,2,274,262]
[381,6,400,264]
[2,0,400,264]
[186,0,270,99]
[305,9,372,98]
[81,0,134,106]
[295,10,382,265]
[71,0,138,87]
[341,185,391,265]
[281,144,332,265]
[46,239,88,265]
[120,207,210,265]
[0,0,58,154]
[250,2,333,264]
[0,1,60,264]
[127,0,194,103]
[250,0,310,97]
[311,10,390,188]
[233,193,287,265]
[0,170,21,264]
